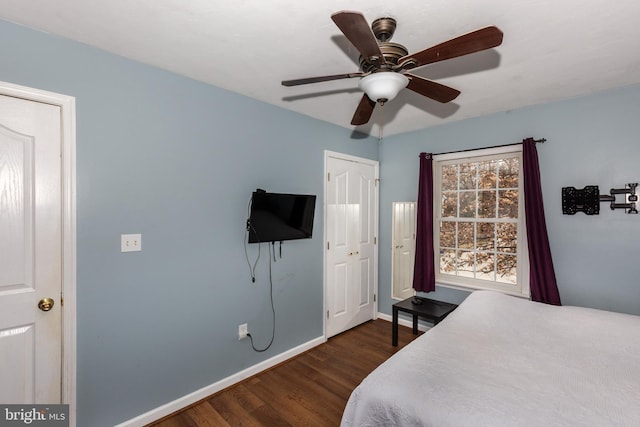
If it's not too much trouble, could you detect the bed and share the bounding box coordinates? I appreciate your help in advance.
[341,290,640,427]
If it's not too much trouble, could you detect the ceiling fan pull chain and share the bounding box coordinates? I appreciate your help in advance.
[378,105,385,141]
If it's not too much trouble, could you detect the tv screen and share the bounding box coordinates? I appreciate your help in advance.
[248,191,316,243]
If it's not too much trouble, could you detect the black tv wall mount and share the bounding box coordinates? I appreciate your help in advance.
[562,183,638,215]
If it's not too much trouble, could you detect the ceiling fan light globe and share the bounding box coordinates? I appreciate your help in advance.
[358,73,409,103]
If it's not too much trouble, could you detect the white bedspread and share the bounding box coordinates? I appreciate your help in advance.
[341,291,640,427]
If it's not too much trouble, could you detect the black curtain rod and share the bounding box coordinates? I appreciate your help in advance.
[427,138,546,157]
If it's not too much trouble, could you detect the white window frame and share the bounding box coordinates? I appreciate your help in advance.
[433,145,530,298]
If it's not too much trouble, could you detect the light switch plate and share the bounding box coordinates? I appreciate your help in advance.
[121,234,142,252]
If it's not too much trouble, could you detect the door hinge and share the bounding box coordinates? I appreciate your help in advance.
[375,178,380,187]
[327,241,330,250]
[327,310,330,319]
[374,293,376,302]
[327,172,330,181]
[374,236,377,245]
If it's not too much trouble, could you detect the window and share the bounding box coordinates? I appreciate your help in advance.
[433,146,529,297]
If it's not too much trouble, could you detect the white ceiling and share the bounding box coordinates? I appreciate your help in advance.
[1,0,639,137]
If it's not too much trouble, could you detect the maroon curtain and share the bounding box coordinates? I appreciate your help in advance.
[522,138,562,305]
[413,153,436,292]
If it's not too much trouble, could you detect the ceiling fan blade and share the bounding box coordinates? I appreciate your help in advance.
[399,26,503,68]
[405,74,461,103]
[351,94,376,125]
[331,11,385,66]
[282,72,363,87]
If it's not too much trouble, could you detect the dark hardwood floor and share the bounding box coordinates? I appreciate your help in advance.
[148,319,422,427]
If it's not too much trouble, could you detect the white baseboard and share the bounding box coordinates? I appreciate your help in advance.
[115,335,326,427]
[376,312,432,332]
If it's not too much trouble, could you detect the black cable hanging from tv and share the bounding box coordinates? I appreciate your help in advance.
[244,199,260,282]
[246,243,276,353]
[242,194,275,352]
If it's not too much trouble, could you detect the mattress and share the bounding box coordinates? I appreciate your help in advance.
[341,291,640,426]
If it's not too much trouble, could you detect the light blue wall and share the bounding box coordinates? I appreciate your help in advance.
[379,85,640,316]
[0,20,378,426]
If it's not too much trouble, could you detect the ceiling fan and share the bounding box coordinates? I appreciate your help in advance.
[281,11,503,126]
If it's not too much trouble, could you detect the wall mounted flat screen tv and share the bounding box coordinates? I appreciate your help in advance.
[248,190,316,243]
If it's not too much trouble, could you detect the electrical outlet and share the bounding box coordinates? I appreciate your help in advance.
[121,234,142,252]
[238,323,248,340]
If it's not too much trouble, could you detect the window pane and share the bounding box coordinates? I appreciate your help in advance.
[478,190,496,218]
[459,163,477,189]
[459,192,476,218]
[497,223,517,253]
[440,221,456,248]
[442,164,458,190]
[457,250,475,277]
[498,189,518,218]
[439,249,456,274]
[441,192,458,217]
[477,222,495,250]
[458,222,474,249]
[478,160,496,189]
[496,254,517,284]
[498,158,519,188]
[475,251,495,281]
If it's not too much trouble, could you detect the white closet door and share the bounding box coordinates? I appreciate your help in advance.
[325,152,378,338]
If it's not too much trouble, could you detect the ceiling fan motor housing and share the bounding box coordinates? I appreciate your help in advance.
[359,42,409,73]
[357,17,408,73]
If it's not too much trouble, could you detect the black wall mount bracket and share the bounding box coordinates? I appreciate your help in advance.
[562,183,638,215]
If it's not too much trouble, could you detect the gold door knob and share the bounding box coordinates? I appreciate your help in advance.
[38,297,54,312]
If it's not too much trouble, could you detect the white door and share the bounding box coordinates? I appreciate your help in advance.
[0,94,62,403]
[392,202,416,301]
[325,152,378,338]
